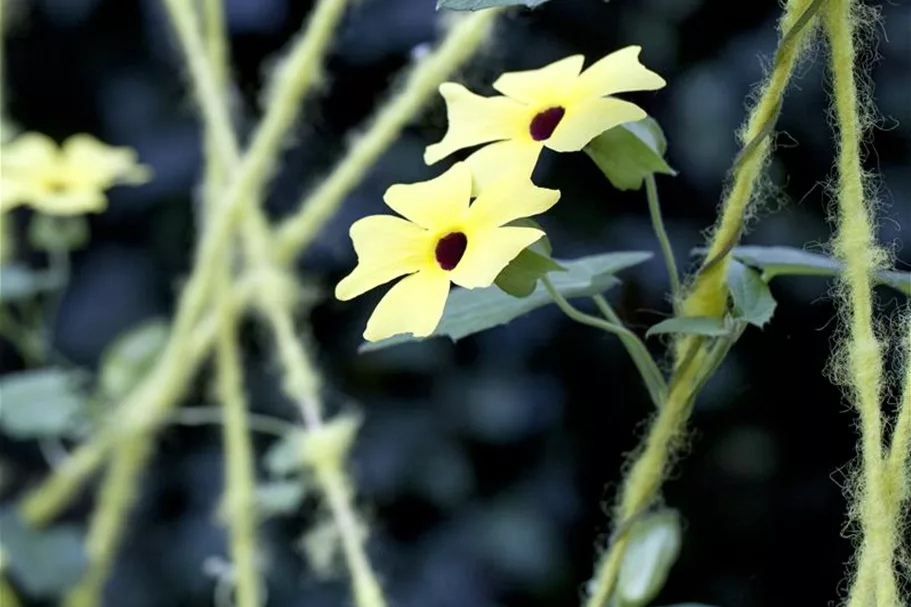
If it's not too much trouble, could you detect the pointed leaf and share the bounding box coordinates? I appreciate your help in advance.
[506,218,552,256]
[495,247,566,298]
[360,251,653,352]
[585,117,676,191]
[692,245,911,296]
[726,261,776,327]
[646,316,731,338]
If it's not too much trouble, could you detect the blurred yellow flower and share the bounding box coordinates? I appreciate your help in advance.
[425,46,666,194]
[336,162,560,342]
[0,132,151,215]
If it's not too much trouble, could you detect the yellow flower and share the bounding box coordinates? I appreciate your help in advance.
[336,162,560,342]
[1,132,151,215]
[424,46,666,194]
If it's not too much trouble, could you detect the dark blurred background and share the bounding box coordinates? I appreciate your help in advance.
[1,0,909,606]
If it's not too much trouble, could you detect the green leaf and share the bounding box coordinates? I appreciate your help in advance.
[0,509,87,598]
[360,251,653,353]
[99,319,170,401]
[256,480,309,518]
[584,117,677,191]
[0,263,65,302]
[653,604,724,607]
[646,316,731,338]
[726,260,777,328]
[0,368,89,439]
[615,509,683,607]
[437,0,550,11]
[506,218,552,256]
[495,247,566,298]
[692,245,911,296]
[264,431,305,477]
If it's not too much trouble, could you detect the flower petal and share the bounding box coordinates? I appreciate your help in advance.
[335,215,431,301]
[61,134,151,189]
[467,171,560,230]
[383,162,471,230]
[31,189,108,215]
[363,270,450,341]
[0,179,32,212]
[1,132,59,187]
[463,138,543,196]
[571,46,666,100]
[449,226,544,289]
[424,83,529,166]
[493,55,585,105]
[545,97,646,153]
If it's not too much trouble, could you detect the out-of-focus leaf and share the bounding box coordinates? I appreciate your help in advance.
[0,509,86,598]
[0,368,89,439]
[99,318,170,400]
[437,0,550,11]
[727,260,776,328]
[646,316,731,338]
[0,264,64,302]
[263,431,305,477]
[256,480,308,518]
[360,251,653,352]
[299,518,343,579]
[585,117,676,191]
[615,509,682,607]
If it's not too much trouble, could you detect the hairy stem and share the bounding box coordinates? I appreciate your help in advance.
[675,0,822,346]
[585,1,824,604]
[63,438,153,607]
[824,1,897,604]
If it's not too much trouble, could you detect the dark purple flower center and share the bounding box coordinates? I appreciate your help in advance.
[434,232,468,271]
[529,106,565,141]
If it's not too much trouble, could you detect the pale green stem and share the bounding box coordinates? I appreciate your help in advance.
[171,406,297,437]
[541,276,667,408]
[214,270,261,607]
[169,0,385,599]
[591,294,668,408]
[273,9,503,262]
[64,437,153,607]
[17,1,497,546]
[644,175,680,312]
[201,0,230,216]
[58,0,353,597]
[263,300,387,606]
[199,2,262,603]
